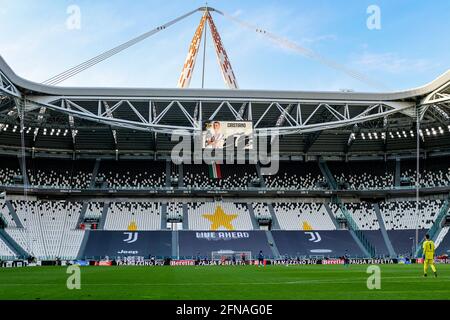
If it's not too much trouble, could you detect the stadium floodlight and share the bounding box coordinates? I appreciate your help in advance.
[347,132,356,144]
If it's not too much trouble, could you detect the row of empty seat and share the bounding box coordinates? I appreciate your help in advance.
[0,197,447,259]
[1,157,450,190]
[1,199,445,233]
[183,164,258,189]
[167,202,183,220]
[6,200,84,259]
[252,203,271,220]
[0,156,22,187]
[0,236,15,258]
[0,168,21,186]
[0,201,16,227]
[329,161,395,190]
[379,200,441,230]
[401,168,450,188]
[273,202,336,230]
[97,160,167,189]
[27,159,93,189]
[85,202,104,220]
[344,202,380,230]
[104,202,161,230]
[263,162,324,190]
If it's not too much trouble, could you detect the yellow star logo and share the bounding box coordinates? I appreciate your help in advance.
[128,221,138,231]
[202,206,237,231]
[302,221,313,231]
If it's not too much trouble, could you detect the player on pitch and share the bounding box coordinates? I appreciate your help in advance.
[422,234,437,278]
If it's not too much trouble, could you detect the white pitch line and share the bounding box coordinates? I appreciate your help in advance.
[1,276,449,287]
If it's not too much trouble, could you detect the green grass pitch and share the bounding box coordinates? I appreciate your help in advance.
[0,264,449,300]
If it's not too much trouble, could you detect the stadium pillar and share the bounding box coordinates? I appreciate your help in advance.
[265,230,280,259]
[324,203,339,229]
[165,161,171,187]
[373,203,396,257]
[161,203,168,230]
[0,229,28,259]
[5,200,23,228]
[267,204,280,230]
[247,203,259,230]
[415,106,420,253]
[178,164,184,188]
[89,159,101,188]
[98,203,109,230]
[17,155,29,186]
[318,158,337,190]
[255,164,266,188]
[394,159,401,187]
[182,204,189,229]
[76,203,89,228]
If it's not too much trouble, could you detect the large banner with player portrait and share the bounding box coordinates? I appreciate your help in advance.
[202,121,253,149]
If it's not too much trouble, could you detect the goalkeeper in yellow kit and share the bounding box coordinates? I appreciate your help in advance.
[422,234,437,277]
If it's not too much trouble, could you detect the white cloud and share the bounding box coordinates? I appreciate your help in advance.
[301,34,337,45]
[354,52,439,74]
[231,9,242,17]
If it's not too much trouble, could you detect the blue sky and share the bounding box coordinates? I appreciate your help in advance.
[0,0,449,92]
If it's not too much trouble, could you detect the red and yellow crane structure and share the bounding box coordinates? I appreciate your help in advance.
[178,7,238,89]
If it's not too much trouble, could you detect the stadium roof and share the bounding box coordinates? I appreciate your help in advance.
[1,55,450,160]
[2,55,450,101]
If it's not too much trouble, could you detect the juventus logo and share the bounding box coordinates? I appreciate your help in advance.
[305,232,321,243]
[123,232,138,244]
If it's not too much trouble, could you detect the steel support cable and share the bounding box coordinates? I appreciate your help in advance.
[43,8,201,85]
[215,9,389,91]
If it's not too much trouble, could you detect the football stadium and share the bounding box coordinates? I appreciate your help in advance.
[0,3,450,304]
